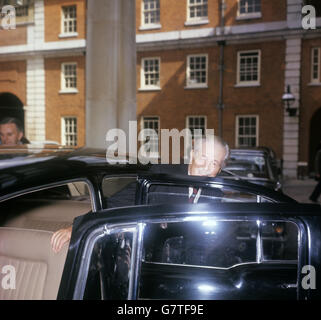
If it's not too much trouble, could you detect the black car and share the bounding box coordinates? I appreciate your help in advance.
[0,146,320,300]
[221,148,282,191]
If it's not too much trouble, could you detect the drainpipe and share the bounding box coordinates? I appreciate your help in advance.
[217,0,226,138]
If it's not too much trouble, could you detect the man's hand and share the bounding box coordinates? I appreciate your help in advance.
[51,226,72,253]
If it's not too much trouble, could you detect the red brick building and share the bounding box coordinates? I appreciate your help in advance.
[0,0,86,146]
[136,0,321,177]
[0,1,321,178]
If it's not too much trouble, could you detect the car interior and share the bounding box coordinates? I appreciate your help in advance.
[0,181,92,300]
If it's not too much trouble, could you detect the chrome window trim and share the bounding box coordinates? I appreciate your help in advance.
[73,223,138,300]
[142,260,298,271]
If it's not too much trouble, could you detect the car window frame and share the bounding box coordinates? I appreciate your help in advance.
[101,174,139,209]
[137,175,293,204]
[65,208,310,300]
[0,177,98,213]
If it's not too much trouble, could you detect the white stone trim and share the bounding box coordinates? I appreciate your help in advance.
[59,32,79,39]
[282,36,301,178]
[25,57,46,142]
[287,0,303,29]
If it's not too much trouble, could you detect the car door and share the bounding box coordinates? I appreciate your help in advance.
[57,203,321,300]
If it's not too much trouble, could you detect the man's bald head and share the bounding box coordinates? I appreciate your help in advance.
[189,135,229,177]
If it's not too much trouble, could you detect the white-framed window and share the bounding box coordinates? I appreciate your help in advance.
[141,116,160,158]
[311,47,320,83]
[236,115,259,147]
[141,0,160,29]
[237,50,261,86]
[186,116,207,138]
[61,117,78,146]
[61,62,78,93]
[186,54,208,88]
[141,57,160,90]
[237,0,261,19]
[187,0,208,22]
[61,5,77,36]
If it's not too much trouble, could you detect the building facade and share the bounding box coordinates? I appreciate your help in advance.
[0,0,320,178]
[136,0,321,177]
[0,0,86,146]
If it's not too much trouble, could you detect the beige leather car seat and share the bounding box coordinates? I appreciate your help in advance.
[0,227,68,300]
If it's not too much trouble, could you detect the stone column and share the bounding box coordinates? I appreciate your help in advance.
[25,0,45,142]
[282,0,303,178]
[85,0,137,149]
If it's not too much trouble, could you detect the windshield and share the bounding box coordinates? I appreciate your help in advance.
[224,154,270,179]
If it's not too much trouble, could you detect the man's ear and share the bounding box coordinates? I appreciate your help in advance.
[18,131,23,141]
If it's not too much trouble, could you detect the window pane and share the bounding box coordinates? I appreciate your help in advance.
[239,52,259,83]
[143,0,160,25]
[188,55,207,85]
[237,116,258,147]
[143,220,258,268]
[83,231,134,300]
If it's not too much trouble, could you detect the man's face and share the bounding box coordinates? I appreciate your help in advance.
[0,123,23,146]
[189,140,226,177]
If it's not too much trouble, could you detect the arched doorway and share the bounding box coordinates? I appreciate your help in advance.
[309,107,321,172]
[0,92,24,131]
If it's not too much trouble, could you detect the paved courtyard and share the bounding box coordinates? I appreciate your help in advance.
[283,178,320,203]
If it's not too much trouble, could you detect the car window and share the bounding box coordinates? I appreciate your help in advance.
[82,228,136,300]
[102,176,137,208]
[0,181,93,231]
[226,154,269,179]
[139,219,299,299]
[143,220,257,268]
[146,183,266,203]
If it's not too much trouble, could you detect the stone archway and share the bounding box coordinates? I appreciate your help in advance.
[309,107,321,172]
[0,92,24,131]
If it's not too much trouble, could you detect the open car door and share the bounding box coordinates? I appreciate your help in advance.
[57,203,321,300]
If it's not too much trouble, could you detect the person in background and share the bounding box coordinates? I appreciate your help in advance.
[50,134,230,253]
[310,140,321,203]
[0,117,29,146]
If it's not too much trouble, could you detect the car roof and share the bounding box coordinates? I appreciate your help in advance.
[0,146,149,198]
